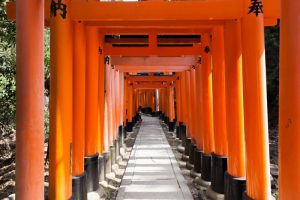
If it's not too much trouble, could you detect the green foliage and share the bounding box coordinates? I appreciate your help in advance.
[0,2,50,128]
[265,22,280,128]
[0,1,16,125]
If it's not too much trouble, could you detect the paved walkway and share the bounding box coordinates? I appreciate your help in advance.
[116,116,193,200]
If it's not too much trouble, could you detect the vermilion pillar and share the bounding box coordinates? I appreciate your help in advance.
[185,70,192,137]
[168,84,175,131]
[241,1,271,198]
[105,63,113,146]
[224,20,246,199]
[190,67,197,139]
[98,34,105,154]
[49,0,73,198]
[16,0,44,198]
[201,34,215,154]
[180,72,188,129]
[110,69,114,142]
[175,76,182,124]
[84,26,100,192]
[194,57,204,176]
[123,78,128,127]
[195,64,203,151]
[279,0,300,199]
[85,27,99,156]
[127,84,134,131]
[72,21,86,177]
[208,26,228,195]
[72,21,87,200]
[200,33,214,183]
[104,64,111,151]
[224,21,246,177]
[211,27,227,157]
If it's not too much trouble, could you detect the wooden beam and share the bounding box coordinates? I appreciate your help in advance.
[126,76,177,82]
[6,0,280,22]
[133,83,168,89]
[111,56,197,66]
[71,0,280,21]
[105,37,200,44]
[100,28,211,35]
[115,65,190,73]
[104,45,201,56]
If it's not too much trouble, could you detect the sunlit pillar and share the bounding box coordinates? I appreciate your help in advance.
[84,26,99,192]
[16,0,44,198]
[199,33,214,184]
[279,0,300,199]
[241,1,271,198]
[72,21,87,200]
[49,0,73,198]
[194,55,204,176]
[207,26,228,196]
[224,20,246,200]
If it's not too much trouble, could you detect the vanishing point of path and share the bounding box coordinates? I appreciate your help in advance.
[116,116,193,200]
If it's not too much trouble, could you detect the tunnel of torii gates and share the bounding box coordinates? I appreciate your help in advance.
[5,0,300,199]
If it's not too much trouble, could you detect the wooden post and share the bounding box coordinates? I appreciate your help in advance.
[200,33,214,183]
[190,67,197,140]
[98,33,105,154]
[185,70,192,137]
[201,33,215,155]
[195,63,204,151]
[224,20,246,191]
[16,0,44,198]
[279,0,300,199]
[84,26,100,192]
[49,0,73,198]
[208,26,228,195]
[175,75,182,124]
[211,26,227,157]
[72,21,85,177]
[241,0,271,198]
[85,27,99,156]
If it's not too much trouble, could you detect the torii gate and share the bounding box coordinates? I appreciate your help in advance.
[7,0,300,200]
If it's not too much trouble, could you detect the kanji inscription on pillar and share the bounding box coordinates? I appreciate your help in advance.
[50,0,67,19]
[248,0,263,16]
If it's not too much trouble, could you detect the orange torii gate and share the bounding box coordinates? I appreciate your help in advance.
[10,0,300,200]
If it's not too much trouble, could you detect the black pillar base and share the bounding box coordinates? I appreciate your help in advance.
[72,173,87,200]
[189,143,197,165]
[118,125,124,146]
[168,121,175,132]
[194,149,202,173]
[98,155,105,182]
[126,121,133,132]
[84,153,99,192]
[175,125,180,138]
[164,116,169,125]
[201,153,212,182]
[211,154,228,194]
[224,171,246,200]
[181,124,187,146]
[158,111,163,119]
[242,192,254,200]
[185,138,192,156]
[160,113,165,121]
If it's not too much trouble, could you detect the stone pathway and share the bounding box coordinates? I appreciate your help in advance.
[116,116,193,200]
